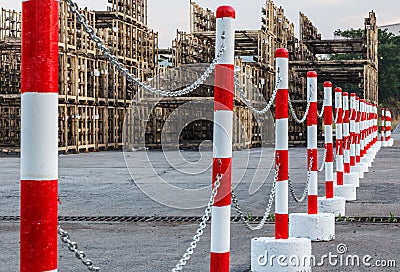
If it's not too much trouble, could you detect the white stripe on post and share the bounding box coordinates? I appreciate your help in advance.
[21,1,59,271]
[21,93,59,180]
[213,111,234,158]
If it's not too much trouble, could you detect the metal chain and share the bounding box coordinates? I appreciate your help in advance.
[172,174,222,272]
[235,75,282,115]
[65,0,225,97]
[288,86,313,124]
[318,147,326,172]
[231,163,279,230]
[318,106,325,119]
[288,157,313,203]
[58,226,100,271]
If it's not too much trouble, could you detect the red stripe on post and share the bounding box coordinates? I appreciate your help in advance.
[275,213,289,239]
[308,102,318,126]
[337,171,344,185]
[275,90,288,119]
[212,158,232,207]
[308,195,318,214]
[326,143,334,162]
[325,106,333,124]
[22,0,59,94]
[21,179,58,272]
[307,149,318,171]
[214,64,234,111]
[210,252,230,270]
[326,181,334,199]
[275,150,288,181]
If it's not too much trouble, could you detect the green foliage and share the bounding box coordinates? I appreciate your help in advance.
[246,213,254,222]
[389,212,397,223]
[331,28,400,104]
[334,28,365,39]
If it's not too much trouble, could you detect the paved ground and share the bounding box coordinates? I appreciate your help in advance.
[0,134,399,271]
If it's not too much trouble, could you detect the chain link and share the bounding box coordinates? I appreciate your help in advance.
[288,157,313,203]
[318,106,324,119]
[318,148,326,172]
[172,174,222,272]
[288,86,314,124]
[231,163,279,230]
[58,226,100,271]
[235,75,282,115]
[65,0,225,97]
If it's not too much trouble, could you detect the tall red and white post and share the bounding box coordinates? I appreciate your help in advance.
[21,0,59,271]
[318,82,346,216]
[355,97,361,164]
[343,92,359,188]
[334,89,356,200]
[274,49,290,240]
[349,94,364,179]
[306,71,318,214]
[251,49,311,271]
[210,6,235,272]
[349,94,357,168]
[334,88,344,186]
[381,108,386,146]
[386,109,394,146]
[353,96,366,178]
[364,102,375,165]
[289,72,335,242]
[360,99,371,169]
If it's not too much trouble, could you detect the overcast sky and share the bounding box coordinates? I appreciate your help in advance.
[1,0,399,48]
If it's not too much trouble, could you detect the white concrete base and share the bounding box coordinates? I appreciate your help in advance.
[251,237,312,272]
[388,138,394,147]
[360,157,370,172]
[382,141,388,147]
[351,165,364,179]
[362,154,373,167]
[289,213,335,241]
[334,184,357,201]
[344,172,359,187]
[375,141,382,150]
[358,161,369,173]
[318,196,346,216]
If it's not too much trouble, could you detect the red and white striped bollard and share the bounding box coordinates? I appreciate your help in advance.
[274,48,289,239]
[251,49,312,272]
[21,0,59,271]
[317,83,346,216]
[210,6,235,272]
[307,71,318,214]
[334,90,357,200]
[289,72,335,241]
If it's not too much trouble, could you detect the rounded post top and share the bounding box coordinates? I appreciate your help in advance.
[324,81,332,87]
[216,6,236,19]
[307,71,317,78]
[350,93,356,97]
[343,92,348,96]
[335,87,342,93]
[275,48,289,58]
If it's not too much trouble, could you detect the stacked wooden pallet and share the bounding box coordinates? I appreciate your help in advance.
[0,1,158,153]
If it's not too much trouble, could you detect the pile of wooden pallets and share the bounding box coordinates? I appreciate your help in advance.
[0,1,158,153]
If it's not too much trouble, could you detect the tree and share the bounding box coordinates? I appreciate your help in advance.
[331,28,400,104]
